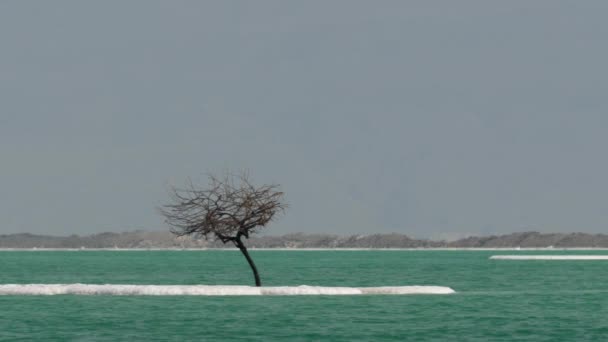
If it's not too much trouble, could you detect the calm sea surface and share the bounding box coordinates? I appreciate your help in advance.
[1,250,607,341]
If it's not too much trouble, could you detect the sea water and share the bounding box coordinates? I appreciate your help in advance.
[1,250,607,341]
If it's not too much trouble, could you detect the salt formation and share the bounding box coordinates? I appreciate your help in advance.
[490,255,608,260]
[0,284,455,296]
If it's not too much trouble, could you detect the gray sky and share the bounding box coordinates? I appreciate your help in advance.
[1,1,608,238]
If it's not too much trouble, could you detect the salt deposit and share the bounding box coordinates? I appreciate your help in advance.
[490,255,608,260]
[0,284,455,296]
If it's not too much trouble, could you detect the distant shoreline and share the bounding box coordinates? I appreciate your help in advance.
[4,231,608,249]
[3,247,608,251]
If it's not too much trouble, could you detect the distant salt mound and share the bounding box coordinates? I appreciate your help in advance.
[0,284,455,296]
[490,255,608,260]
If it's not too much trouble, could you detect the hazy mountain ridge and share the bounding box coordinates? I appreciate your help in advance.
[2,231,608,248]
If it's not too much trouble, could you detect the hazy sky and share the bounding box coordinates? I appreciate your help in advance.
[2,1,608,238]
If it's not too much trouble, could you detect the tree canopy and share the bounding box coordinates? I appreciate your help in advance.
[160,172,287,286]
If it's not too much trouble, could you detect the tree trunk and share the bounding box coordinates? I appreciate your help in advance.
[235,235,261,287]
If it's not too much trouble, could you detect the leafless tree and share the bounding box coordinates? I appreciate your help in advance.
[159,172,287,286]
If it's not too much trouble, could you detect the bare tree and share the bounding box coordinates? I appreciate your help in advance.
[159,172,287,286]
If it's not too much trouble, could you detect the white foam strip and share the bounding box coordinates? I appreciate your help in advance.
[0,284,454,296]
[490,255,608,260]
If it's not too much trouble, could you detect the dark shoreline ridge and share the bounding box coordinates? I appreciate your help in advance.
[2,231,608,249]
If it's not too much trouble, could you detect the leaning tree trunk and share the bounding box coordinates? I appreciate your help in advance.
[234,234,261,287]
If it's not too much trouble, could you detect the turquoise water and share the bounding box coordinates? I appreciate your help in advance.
[1,250,608,341]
